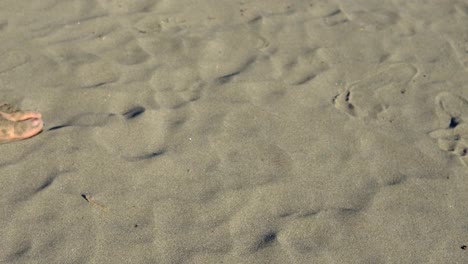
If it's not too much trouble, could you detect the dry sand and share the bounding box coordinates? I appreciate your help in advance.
[1,0,468,263]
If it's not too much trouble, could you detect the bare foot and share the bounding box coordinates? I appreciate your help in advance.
[0,103,43,142]
[0,103,42,121]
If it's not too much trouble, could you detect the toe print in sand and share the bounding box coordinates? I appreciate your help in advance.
[0,103,43,143]
[333,64,416,120]
[429,92,468,167]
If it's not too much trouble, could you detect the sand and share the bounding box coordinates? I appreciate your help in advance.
[0,0,467,263]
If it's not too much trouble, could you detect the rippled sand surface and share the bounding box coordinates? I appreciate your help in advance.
[1,1,467,263]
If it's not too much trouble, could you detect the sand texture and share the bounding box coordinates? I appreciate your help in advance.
[1,0,468,263]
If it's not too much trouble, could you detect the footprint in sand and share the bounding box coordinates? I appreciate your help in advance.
[333,63,417,119]
[0,103,43,143]
[429,92,468,167]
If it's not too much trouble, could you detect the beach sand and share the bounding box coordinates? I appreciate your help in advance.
[1,0,468,263]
